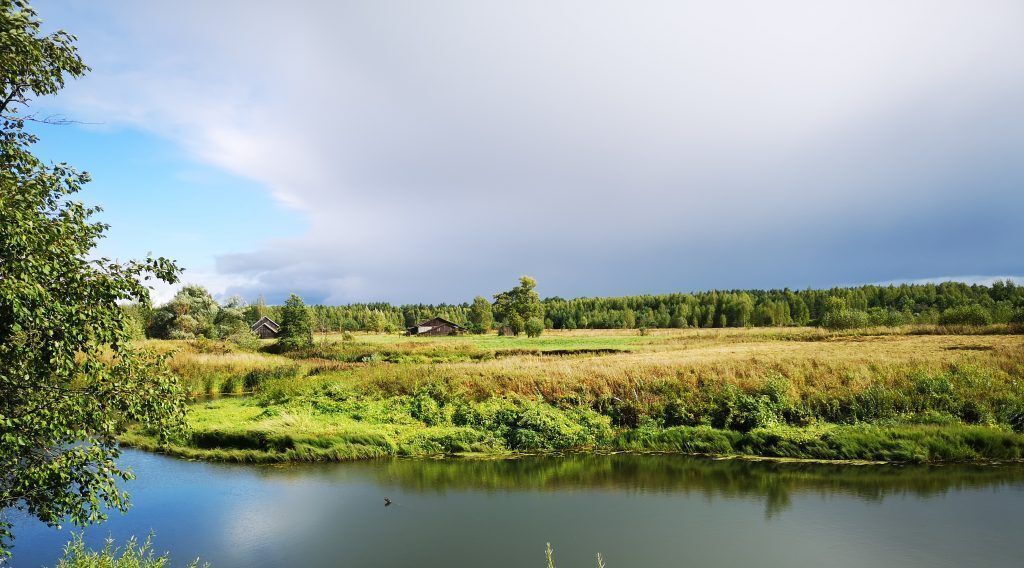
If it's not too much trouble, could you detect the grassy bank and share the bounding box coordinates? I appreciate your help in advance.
[125,328,1024,463]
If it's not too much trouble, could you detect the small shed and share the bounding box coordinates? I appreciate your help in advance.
[407,317,465,336]
[251,316,281,339]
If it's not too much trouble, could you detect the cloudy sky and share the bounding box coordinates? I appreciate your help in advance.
[33,0,1024,304]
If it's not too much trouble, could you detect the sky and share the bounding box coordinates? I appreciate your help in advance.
[30,0,1024,305]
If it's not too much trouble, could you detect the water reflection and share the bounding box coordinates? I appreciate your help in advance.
[9,452,1024,568]
[257,453,1024,518]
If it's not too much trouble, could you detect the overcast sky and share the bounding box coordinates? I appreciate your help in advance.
[34,0,1024,304]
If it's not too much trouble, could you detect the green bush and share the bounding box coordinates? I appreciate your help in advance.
[867,308,909,327]
[525,317,545,338]
[1011,308,1024,330]
[506,402,594,449]
[939,304,993,326]
[662,399,697,427]
[822,308,870,330]
[55,533,206,568]
[410,392,446,426]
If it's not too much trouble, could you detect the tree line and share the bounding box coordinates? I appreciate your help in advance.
[542,281,1024,330]
[134,279,1024,341]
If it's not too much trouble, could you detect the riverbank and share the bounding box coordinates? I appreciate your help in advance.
[126,328,1024,464]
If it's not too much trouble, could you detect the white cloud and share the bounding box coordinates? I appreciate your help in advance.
[146,269,258,306]
[45,0,1024,302]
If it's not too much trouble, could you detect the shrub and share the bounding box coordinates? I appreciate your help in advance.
[1011,308,1024,331]
[228,330,262,351]
[525,317,545,338]
[187,336,232,354]
[939,304,993,326]
[866,308,908,327]
[55,533,206,568]
[410,393,445,426]
[662,399,697,427]
[822,308,870,330]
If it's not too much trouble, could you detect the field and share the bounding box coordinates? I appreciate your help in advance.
[124,326,1024,463]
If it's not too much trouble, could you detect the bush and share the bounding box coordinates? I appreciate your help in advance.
[525,317,545,338]
[939,304,993,326]
[410,393,445,426]
[662,399,697,427]
[55,533,206,568]
[1010,308,1024,331]
[821,308,870,330]
[227,330,262,351]
[866,308,909,327]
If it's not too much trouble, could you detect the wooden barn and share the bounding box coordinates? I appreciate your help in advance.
[407,317,465,336]
[250,316,281,339]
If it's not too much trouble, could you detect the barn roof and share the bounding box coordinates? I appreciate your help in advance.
[415,316,464,329]
[251,316,280,332]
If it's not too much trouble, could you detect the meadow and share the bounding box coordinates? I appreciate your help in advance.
[124,326,1024,464]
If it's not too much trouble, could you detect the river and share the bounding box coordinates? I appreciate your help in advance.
[6,450,1024,567]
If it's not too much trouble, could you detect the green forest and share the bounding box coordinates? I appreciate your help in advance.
[134,280,1024,340]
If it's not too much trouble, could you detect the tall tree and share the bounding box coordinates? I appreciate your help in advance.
[245,294,268,323]
[493,276,544,336]
[147,285,219,339]
[467,295,494,334]
[0,0,184,553]
[278,294,314,350]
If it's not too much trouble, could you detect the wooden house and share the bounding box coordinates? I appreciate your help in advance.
[251,316,281,339]
[407,317,465,336]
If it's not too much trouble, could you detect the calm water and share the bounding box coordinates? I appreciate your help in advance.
[6,450,1024,567]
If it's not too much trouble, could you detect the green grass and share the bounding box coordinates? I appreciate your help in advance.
[127,328,1024,464]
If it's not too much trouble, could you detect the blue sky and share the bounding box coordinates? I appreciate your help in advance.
[31,123,304,271]
[29,121,305,301]
[31,0,1024,304]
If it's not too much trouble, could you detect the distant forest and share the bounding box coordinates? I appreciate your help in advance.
[221,281,1023,333]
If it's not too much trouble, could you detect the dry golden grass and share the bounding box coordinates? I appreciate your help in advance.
[334,329,1024,405]
[146,327,1023,404]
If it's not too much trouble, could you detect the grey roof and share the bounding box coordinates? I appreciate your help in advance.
[251,316,280,332]
[415,316,464,329]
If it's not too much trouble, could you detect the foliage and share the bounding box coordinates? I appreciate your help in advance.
[821,308,870,330]
[278,294,313,351]
[467,295,493,334]
[54,533,205,568]
[939,304,994,326]
[0,0,184,554]
[148,286,219,339]
[148,288,258,348]
[244,294,267,323]
[122,280,1024,335]
[493,276,544,336]
[150,280,1024,334]
[525,316,544,338]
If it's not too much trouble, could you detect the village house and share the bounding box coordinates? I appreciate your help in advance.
[406,317,465,336]
[250,316,281,339]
